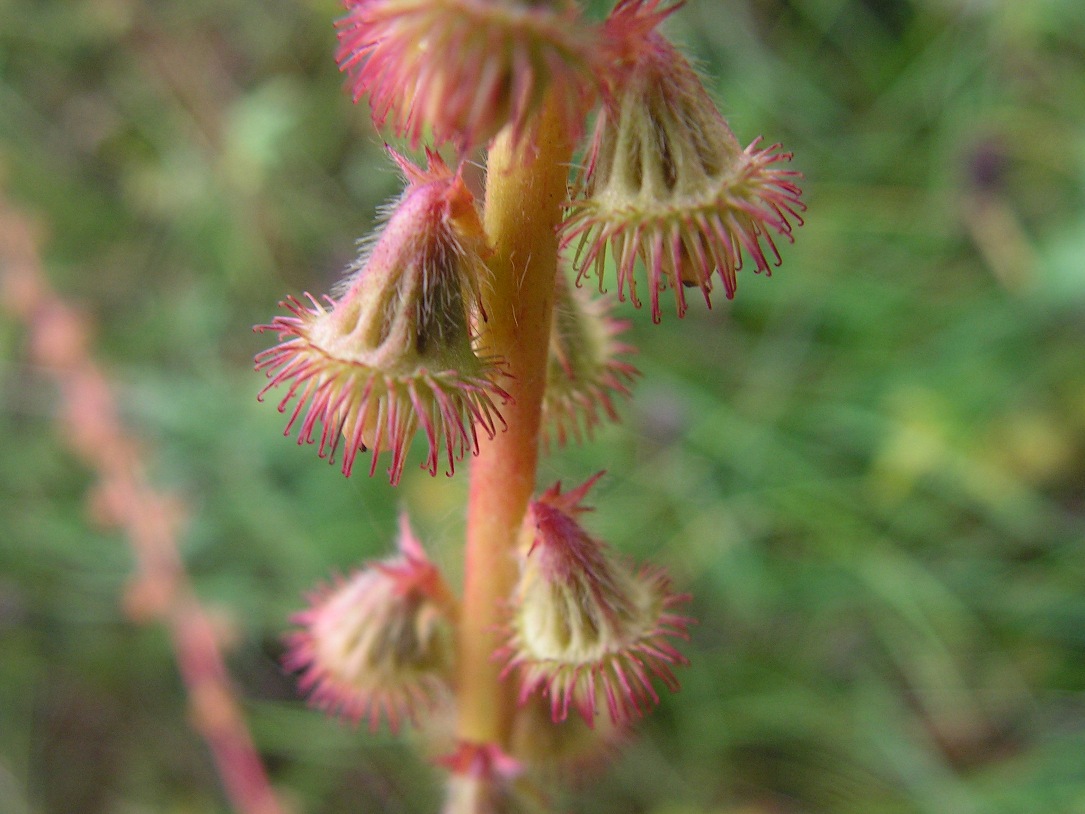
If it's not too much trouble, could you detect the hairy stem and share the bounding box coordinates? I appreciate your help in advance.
[456,98,573,745]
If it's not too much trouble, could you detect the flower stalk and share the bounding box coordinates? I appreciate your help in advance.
[458,94,575,746]
[0,201,290,814]
[256,0,804,808]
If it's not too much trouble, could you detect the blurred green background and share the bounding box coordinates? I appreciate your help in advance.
[2,0,1084,812]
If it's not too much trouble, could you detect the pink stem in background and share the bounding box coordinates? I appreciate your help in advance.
[0,199,292,814]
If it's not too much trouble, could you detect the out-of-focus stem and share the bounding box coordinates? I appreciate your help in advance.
[456,97,573,745]
[0,200,290,814]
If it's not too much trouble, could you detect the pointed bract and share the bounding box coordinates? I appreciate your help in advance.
[337,0,600,153]
[542,271,639,448]
[440,742,547,814]
[283,514,457,732]
[255,152,510,485]
[562,2,805,321]
[498,474,694,726]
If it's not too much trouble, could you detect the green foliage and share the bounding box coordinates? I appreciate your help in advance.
[2,0,1084,812]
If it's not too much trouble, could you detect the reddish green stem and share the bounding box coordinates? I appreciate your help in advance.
[456,99,573,745]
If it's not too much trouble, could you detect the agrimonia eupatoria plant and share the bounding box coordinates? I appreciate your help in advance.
[256,0,804,809]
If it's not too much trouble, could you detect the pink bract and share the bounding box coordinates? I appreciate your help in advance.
[283,515,457,732]
[337,0,600,152]
[498,474,694,726]
[255,152,510,484]
[562,5,805,321]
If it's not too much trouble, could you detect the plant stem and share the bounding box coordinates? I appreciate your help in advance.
[456,98,573,746]
[0,201,289,814]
